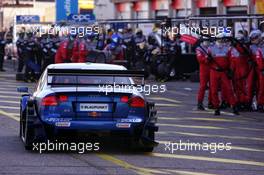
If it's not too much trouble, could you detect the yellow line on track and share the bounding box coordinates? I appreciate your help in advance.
[158,123,224,130]
[156,103,181,107]
[0,90,22,95]
[158,123,263,132]
[159,117,244,123]
[191,110,235,116]
[149,153,264,167]
[0,110,19,121]
[148,97,182,104]
[0,100,20,104]
[162,169,219,175]
[96,153,168,175]
[0,106,20,110]
[157,111,178,114]
[0,95,21,99]
[0,84,33,88]
[166,90,189,96]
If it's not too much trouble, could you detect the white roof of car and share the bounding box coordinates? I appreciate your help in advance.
[47,63,127,70]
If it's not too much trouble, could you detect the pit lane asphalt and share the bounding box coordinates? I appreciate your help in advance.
[0,62,263,175]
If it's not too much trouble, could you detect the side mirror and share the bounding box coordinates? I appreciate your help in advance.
[17,87,29,93]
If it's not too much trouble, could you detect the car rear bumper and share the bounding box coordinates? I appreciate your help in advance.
[41,118,148,133]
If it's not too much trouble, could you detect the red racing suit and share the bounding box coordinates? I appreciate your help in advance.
[71,38,80,63]
[55,38,79,63]
[256,46,264,106]
[230,45,250,104]
[208,44,237,109]
[195,45,212,104]
[79,40,89,63]
[247,44,259,104]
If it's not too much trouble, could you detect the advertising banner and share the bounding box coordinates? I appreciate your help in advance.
[56,0,78,22]
[16,15,40,24]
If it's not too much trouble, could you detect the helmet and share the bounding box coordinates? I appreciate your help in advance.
[111,33,120,43]
[236,33,244,41]
[118,28,123,33]
[249,30,261,40]
[216,33,225,39]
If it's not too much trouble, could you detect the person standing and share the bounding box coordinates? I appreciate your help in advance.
[196,37,212,110]
[0,32,6,71]
[247,30,261,110]
[208,34,239,115]
[16,32,26,73]
[229,34,250,110]
[255,33,264,112]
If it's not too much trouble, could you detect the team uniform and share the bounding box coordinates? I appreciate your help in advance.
[196,44,212,109]
[230,44,250,107]
[208,42,239,115]
[256,45,264,112]
[55,38,76,63]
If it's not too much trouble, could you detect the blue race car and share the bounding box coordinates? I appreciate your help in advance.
[18,63,158,152]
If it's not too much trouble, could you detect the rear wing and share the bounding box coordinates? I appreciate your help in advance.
[47,69,145,86]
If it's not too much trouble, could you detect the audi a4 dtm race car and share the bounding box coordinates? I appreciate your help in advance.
[18,63,158,152]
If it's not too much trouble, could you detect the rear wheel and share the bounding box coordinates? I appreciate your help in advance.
[131,130,155,153]
[21,104,36,150]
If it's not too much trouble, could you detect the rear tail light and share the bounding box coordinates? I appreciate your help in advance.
[58,95,68,102]
[129,96,145,108]
[41,95,68,106]
[41,96,58,106]
[120,96,129,103]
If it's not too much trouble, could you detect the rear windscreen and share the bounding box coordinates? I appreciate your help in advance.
[48,75,132,85]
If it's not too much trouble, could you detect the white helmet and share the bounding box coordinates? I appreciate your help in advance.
[216,33,225,39]
[249,30,261,40]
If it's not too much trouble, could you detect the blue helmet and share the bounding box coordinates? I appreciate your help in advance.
[111,33,120,44]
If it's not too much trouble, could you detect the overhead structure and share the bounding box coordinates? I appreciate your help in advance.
[1,0,34,8]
